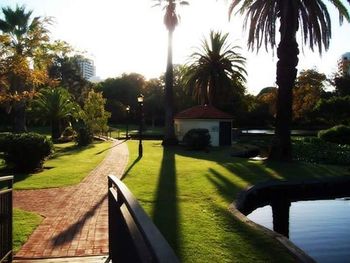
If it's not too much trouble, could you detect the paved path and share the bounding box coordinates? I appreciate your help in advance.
[13,140,129,259]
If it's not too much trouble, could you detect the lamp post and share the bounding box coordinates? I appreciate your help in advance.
[137,94,144,157]
[126,105,130,139]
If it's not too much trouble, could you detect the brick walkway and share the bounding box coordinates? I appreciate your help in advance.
[13,139,129,259]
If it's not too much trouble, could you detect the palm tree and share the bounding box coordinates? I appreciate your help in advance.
[184,31,247,107]
[0,5,51,132]
[154,0,189,146]
[229,0,350,161]
[31,87,80,139]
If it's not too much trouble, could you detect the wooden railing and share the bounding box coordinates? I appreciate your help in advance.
[0,176,13,263]
[108,175,179,263]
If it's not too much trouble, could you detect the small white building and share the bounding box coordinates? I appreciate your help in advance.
[174,105,233,147]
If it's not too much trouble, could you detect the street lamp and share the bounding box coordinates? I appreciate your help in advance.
[125,105,130,139]
[137,94,144,157]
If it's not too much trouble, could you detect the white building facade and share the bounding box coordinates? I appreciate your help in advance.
[76,57,96,80]
[174,105,233,147]
[339,52,350,77]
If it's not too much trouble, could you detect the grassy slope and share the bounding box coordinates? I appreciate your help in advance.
[123,140,350,262]
[13,208,42,252]
[11,141,111,189]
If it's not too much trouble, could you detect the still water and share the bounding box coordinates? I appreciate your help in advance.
[247,199,350,263]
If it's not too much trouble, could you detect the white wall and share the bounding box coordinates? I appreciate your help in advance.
[174,119,221,146]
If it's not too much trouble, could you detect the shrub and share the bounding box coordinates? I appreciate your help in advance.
[56,126,77,143]
[183,129,211,150]
[76,126,93,146]
[293,137,350,165]
[0,132,53,172]
[318,125,350,145]
[62,126,76,137]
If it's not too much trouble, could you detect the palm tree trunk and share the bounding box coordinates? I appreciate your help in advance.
[269,6,299,161]
[162,29,178,146]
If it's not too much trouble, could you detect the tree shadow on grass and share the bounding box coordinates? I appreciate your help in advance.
[152,147,181,256]
[121,155,141,180]
[52,144,95,159]
[212,204,294,262]
[205,168,294,262]
[51,194,107,246]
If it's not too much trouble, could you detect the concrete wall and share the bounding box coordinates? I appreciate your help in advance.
[174,119,222,146]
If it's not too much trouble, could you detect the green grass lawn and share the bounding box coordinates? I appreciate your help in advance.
[1,141,112,190]
[1,140,112,253]
[123,140,350,262]
[13,208,42,252]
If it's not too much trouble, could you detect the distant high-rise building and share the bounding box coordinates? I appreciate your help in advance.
[76,57,96,80]
[338,52,350,77]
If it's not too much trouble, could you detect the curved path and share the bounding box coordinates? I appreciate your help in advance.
[13,139,129,259]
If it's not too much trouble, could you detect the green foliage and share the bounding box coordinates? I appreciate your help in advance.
[98,73,145,123]
[183,128,211,150]
[293,69,326,121]
[48,53,92,105]
[81,90,111,135]
[31,87,80,139]
[334,76,350,97]
[318,125,350,145]
[314,96,350,125]
[0,132,53,172]
[56,126,76,143]
[183,30,247,107]
[62,126,76,137]
[0,5,53,132]
[76,126,93,146]
[293,137,350,165]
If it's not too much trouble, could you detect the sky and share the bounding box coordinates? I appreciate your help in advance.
[1,0,350,94]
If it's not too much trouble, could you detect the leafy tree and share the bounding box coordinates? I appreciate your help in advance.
[31,87,80,139]
[257,87,277,117]
[81,90,111,135]
[48,49,92,105]
[144,78,164,127]
[0,5,52,132]
[293,69,326,121]
[333,75,350,96]
[172,65,196,112]
[314,96,350,125]
[184,31,247,107]
[154,0,189,145]
[98,73,145,123]
[229,0,350,161]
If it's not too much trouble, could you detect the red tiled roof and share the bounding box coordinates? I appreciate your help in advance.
[174,105,233,119]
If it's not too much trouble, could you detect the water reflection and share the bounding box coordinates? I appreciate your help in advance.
[248,199,350,263]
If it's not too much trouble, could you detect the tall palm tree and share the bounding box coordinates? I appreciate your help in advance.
[31,87,80,139]
[0,5,51,132]
[154,0,189,146]
[229,0,350,161]
[184,31,247,107]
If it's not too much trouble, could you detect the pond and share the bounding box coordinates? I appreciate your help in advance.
[247,198,350,263]
[239,129,317,135]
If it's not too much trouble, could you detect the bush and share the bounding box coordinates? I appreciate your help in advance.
[293,137,350,165]
[56,126,77,143]
[76,126,93,146]
[318,125,350,145]
[183,129,211,150]
[62,126,76,137]
[0,132,53,172]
